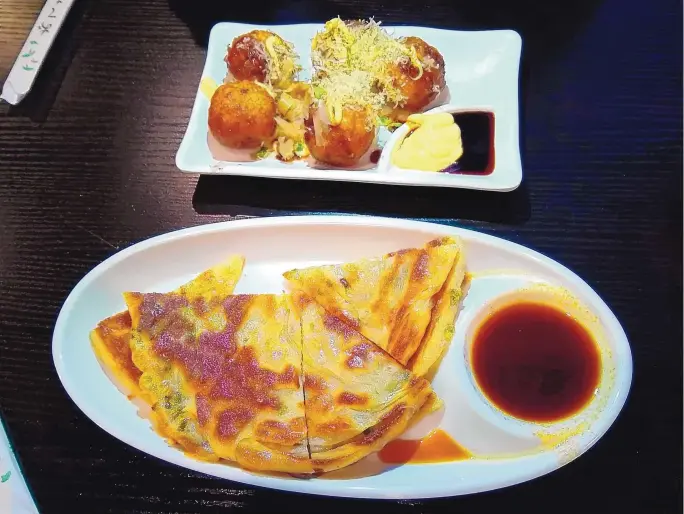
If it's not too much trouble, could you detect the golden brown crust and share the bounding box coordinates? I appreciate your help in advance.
[408,239,467,376]
[305,105,375,167]
[90,311,140,397]
[284,236,462,366]
[208,81,276,149]
[93,238,462,474]
[307,390,430,472]
[126,288,312,474]
[337,392,369,406]
[200,343,300,444]
[120,256,245,459]
[255,418,308,446]
[295,292,432,473]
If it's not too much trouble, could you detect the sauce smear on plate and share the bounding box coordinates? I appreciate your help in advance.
[379,429,471,464]
[471,302,601,423]
[443,111,495,175]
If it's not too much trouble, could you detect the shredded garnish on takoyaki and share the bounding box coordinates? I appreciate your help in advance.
[211,19,448,166]
[226,30,301,90]
[381,36,446,121]
[271,82,313,161]
[310,19,430,110]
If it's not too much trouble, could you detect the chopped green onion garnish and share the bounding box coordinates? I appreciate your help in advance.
[255,147,271,159]
[313,85,325,99]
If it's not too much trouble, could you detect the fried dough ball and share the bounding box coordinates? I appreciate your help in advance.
[385,36,446,120]
[226,30,272,82]
[225,30,297,88]
[208,81,276,149]
[305,104,376,167]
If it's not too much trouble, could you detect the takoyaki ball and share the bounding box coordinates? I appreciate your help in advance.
[386,36,446,118]
[225,30,297,88]
[305,104,376,167]
[226,30,272,82]
[208,81,276,149]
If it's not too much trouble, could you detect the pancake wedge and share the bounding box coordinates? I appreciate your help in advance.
[408,250,467,377]
[406,392,443,432]
[125,291,312,473]
[90,311,140,398]
[197,294,311,473]
[284,236,463,366]
[294,292,432,473]
[90,256,245,406]
[121,255,246,459]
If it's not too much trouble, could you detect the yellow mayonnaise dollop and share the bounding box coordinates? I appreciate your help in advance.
[392,113,464,172]
[200,77,219,99]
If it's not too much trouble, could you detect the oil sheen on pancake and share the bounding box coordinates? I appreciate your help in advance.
[125,292,312,473]
[118,256,245,459]
[90,236,468,475]
[90,310,140,397]
[294,292,432,473]
[90,256,245,408]
[408,248,467,377]
[283,236,464,368]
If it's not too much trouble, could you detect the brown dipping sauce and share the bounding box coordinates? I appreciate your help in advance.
[378,429,471,465]
[442,111,495,175]
[471,302,601,423]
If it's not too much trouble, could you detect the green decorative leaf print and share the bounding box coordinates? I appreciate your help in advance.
[1,470,10,483]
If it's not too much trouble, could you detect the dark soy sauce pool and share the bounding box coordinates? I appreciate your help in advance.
[442,111,495,175]
[470,302,601,423]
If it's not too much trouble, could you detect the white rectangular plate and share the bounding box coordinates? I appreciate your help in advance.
[176,22,523,191]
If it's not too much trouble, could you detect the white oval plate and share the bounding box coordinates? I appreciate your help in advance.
[175,22,522,191]
[53,216,632,499]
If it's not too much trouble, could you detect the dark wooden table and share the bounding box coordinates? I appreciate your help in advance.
[0,0,681,512]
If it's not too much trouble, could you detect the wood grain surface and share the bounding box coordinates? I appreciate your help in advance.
[0,0,682,512]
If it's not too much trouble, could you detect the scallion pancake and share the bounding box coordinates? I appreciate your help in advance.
[121,255,245,459]
[408,252,467,377]
[284,236,463,367]
[198,294,311,473]
[90,311,140,398]
[294,292,432,473]
[90,256,245,410]
[125,291,312,473]
[92,239,465,474]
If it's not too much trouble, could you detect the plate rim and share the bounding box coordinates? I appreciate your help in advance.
[52,215,632,499]
[175,22,523,191]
